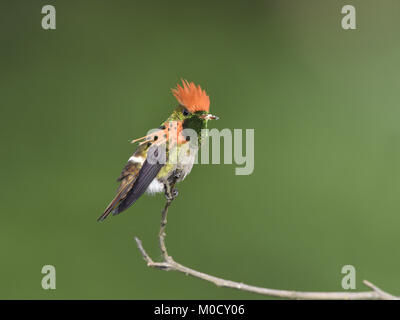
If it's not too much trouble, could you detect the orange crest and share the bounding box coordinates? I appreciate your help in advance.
[172,79,210,113]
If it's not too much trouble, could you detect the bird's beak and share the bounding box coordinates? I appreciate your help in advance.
[201,113,219,120]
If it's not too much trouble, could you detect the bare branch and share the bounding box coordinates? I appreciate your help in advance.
[363,280,399,300]
[134,198,398,300]
[158,199,173,263]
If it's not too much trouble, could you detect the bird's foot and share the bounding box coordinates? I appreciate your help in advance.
[174,171,182,179]
[171,188,179,199]
[165,188,179,201]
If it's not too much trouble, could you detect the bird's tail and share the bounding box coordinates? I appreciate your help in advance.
[97,202,116,222]
[97,190,125,222]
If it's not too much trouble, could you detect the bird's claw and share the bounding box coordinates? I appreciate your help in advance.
[174,171,182,179]
[171,188,179,198]
[166,188,179,201]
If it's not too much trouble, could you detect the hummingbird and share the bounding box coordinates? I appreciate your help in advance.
[98,80,218,221]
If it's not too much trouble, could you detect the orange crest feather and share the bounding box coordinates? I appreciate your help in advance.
[172,79,210,113]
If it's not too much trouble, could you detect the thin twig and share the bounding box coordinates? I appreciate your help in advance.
[134,198,398,300]
[158,199,172,263]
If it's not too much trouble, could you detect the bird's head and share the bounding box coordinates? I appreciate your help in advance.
[170,80,218,129]
[130,80,217,147]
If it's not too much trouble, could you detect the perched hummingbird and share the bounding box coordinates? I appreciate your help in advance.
[98,80,218,221]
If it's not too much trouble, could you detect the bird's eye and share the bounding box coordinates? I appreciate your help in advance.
[182,109,190,116]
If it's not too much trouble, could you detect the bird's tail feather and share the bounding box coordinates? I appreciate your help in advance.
[97,187,129,221]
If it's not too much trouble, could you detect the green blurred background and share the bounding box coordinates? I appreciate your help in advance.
[1,0,399,299]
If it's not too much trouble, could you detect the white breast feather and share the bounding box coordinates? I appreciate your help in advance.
[146,179,164,195]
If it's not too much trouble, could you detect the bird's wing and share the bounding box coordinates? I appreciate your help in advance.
[97,161,140,221]
[113,157,164,215]
[98,146,165,221]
